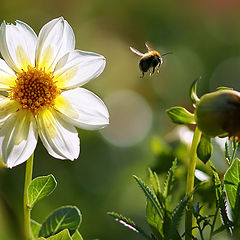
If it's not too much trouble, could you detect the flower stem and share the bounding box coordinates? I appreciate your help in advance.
[185,126,201,240]
[23,154,34,240]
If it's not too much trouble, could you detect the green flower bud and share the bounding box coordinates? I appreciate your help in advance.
[195,90,240,138]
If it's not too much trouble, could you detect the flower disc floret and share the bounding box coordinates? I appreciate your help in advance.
[10,66,61,115]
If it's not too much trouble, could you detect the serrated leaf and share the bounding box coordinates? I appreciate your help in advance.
[213,223,233,236]
[224,158,240,211]
[38,229,72,240]
[107,212,152,240]
[31,219,42,239]
[133,175,163,219]
[210,161,231,232]
[167,194,191,239]
[28,175,57,208]
[209,162,222,201]
[39,206,82,238]
[148,169,161,194]
[163,159,177,198]
[189,76,200,105]
[167,107,195,125]
[72,230,83,240]
[146,199,164,239]
[197,136,213,164]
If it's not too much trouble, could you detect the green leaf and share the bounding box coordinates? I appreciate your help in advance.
[39,206,82,238]
[28,175,57,208]
[31,219,42,239]
[213,223,234,236]
[146,199,164,239]
[38,229,72,240]
[209,162,222,202]
[167,183,204,239]
[210,161,231,233]
[133,175,163,219]
[197,136,213,164]
[134,175,165,239]
[224,158,240,212]
[216,86,233,91]
[146,170,166,238]
[72,230,83,240]
[163,159,177,198]
[107,212,152,240]
[167,194,191,239]
[148,169,165,211]
[148,168,161,195]
[189,76,200,105]
[167,107,195,125]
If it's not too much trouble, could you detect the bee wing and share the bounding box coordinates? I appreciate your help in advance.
[130,47,144,57]
[145,41,155,52]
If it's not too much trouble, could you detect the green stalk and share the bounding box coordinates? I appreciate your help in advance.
[23,154,34,240]
[185,126,202,240]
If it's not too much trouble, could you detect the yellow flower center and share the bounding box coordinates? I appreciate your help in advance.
[10,66,61,115]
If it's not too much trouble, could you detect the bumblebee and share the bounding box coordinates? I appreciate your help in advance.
[130,42,172,77]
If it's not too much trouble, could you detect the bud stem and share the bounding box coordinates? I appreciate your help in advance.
[185,126,202,240]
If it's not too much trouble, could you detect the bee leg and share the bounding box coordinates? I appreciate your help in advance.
[152,67,156,75]
[140,72,144,78]
[157,63,161,73]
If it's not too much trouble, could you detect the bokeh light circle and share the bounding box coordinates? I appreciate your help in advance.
[101,90,153,147]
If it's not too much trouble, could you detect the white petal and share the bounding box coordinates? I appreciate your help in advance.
[0,58,16,90]
[37,108,80,160]
[0,20,37,72]
[54,88,109,130]
[0,96,19,125]
[54,50,106,89]
[0,110,37,168]
[36,17,75,72]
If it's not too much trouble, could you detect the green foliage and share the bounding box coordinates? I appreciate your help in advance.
[216,87,233,91]
[72,231,83,240]
[189,77,200,105]
[167,107,195,125]
[223,157,240,236]
[38,229,72,240]
[197,136,213,164]
[109,160,196,240]
[224,158,240,211]
[107,212,153,240]
[192,203,213,239]
[39,206,82,238]
[210,161,232,236]
[133,175,163,219]
[26,173,84,240]
[167,195,192,239]
[31,219,42,239]
[28,175,57,208]
[163,158,177,199]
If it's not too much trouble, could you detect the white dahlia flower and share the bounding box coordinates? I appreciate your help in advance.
[0,17,109,168]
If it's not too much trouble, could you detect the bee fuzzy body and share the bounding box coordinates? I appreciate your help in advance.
[130,42,170,77]
[139,51,162,76]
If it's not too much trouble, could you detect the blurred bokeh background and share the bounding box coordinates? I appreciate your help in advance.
[0,0,240,239]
